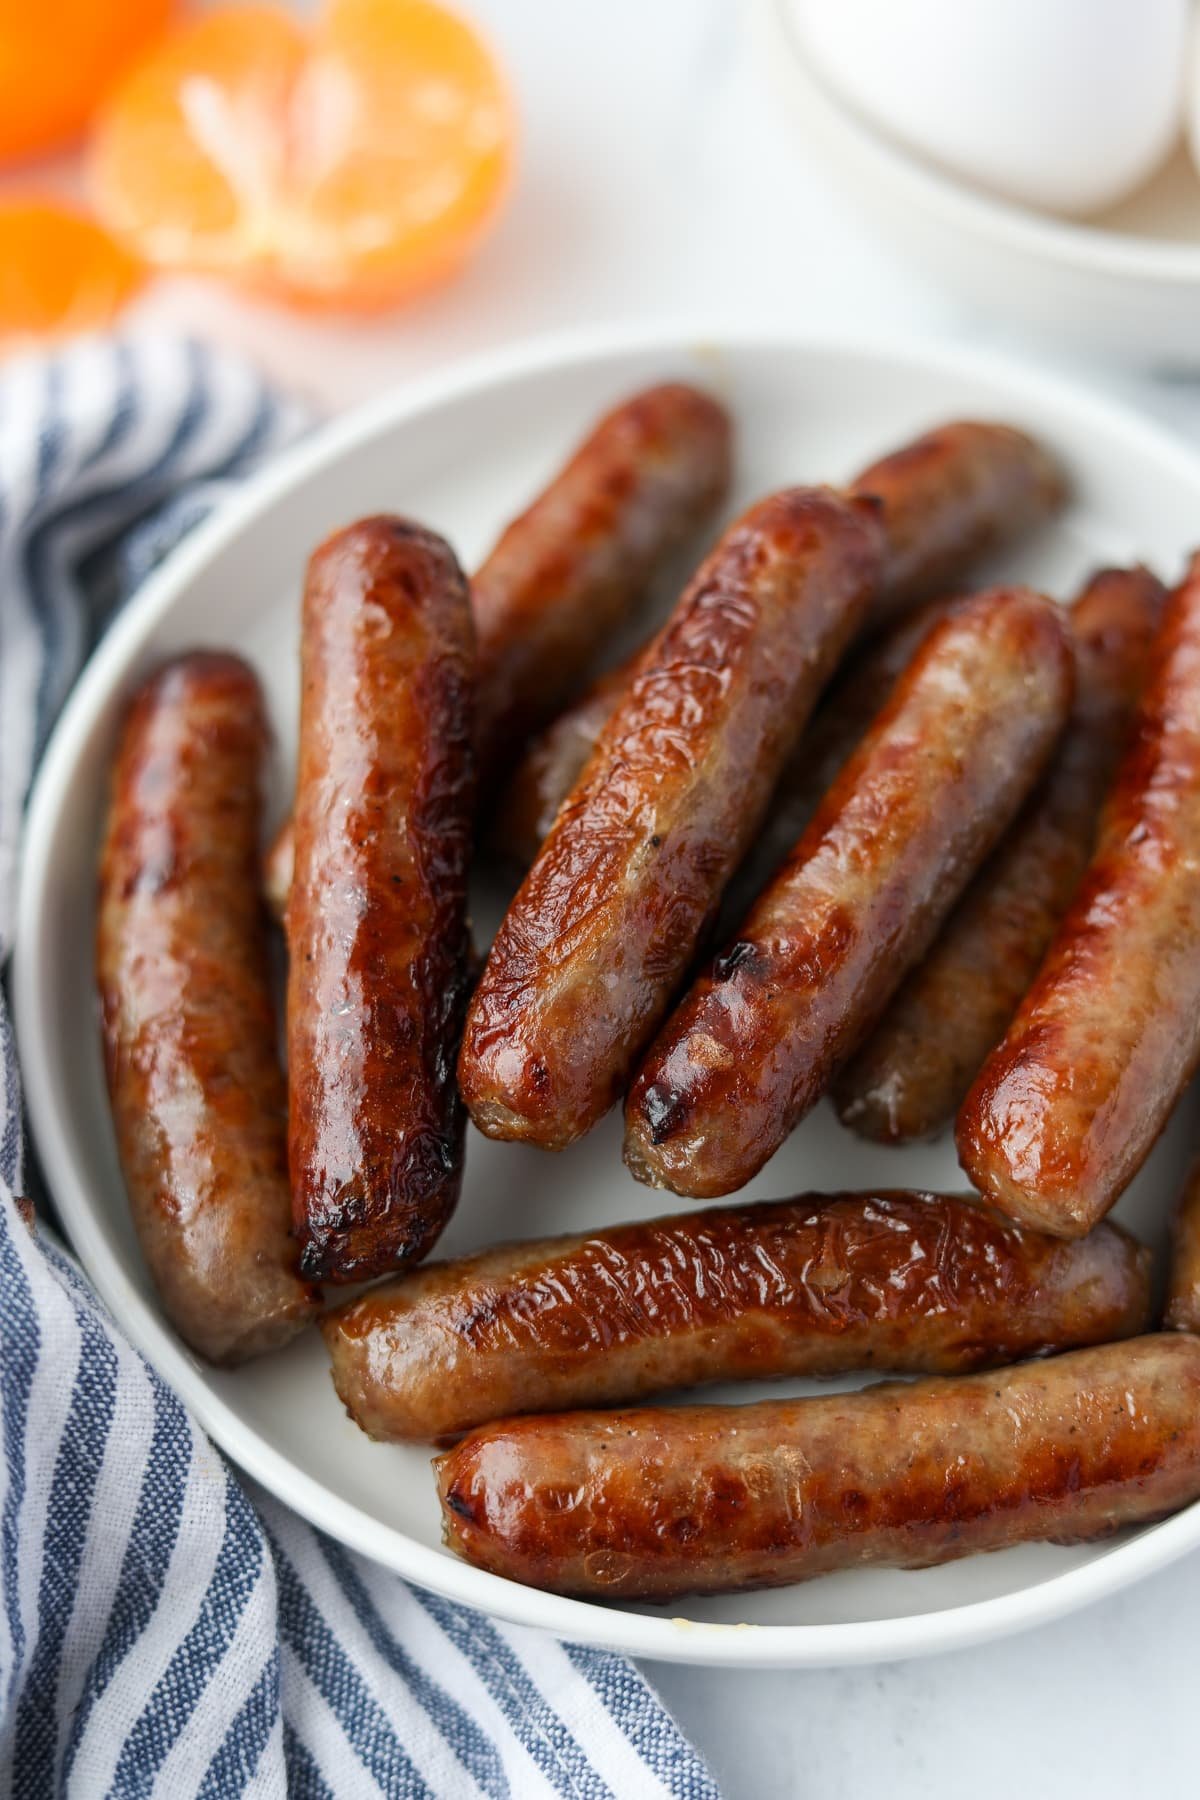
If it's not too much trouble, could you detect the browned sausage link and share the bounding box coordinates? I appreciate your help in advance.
[472,381,732,764]
[97,653,318,1364]
[287,517,475,1284]
[486,650,642,871]
[1165,1154,1200,1332]
[958,554,1200,1238]
[624,588,1074,1199]
[851,420,1066,621]
[322,1190,1149,1442]
[436,1335,1200,1600]
[837,566,1167,1143]
[459,488,887,1150]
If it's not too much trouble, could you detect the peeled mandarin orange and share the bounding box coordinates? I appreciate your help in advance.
[0,200,143,345]
[0,0,173,164]
[89,0,513,312]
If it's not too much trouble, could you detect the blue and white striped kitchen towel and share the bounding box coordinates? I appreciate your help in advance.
[0,335,719,1799]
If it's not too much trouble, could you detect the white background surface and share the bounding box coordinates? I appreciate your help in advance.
[125,1,1200,1792]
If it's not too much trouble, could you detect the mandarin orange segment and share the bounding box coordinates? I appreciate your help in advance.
[92,7,310,262]
[89,0,513,312]
[0,0,173,165]
[0,201,143,345]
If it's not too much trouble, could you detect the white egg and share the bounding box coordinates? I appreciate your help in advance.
[796,0,1187,217]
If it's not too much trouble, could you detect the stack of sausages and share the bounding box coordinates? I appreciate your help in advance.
[95,379,1200,1604]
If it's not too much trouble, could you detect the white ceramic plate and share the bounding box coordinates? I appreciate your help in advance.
[759,0,1200,367]
[14,324,1200,1668]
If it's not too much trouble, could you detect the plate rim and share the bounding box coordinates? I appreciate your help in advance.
[760,0,1200,287]
[15,317,1200,1669]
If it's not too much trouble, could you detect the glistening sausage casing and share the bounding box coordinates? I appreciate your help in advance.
[287,516,475,1283]
[837,566,1166,1142]
[470,379,732,764]
[322,1190,1149,1441]
[957,552,1200,1236]
[97,652,317,1364]
[435,1335,1200,1599]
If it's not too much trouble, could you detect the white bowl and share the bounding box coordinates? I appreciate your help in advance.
[14,323,1200,1668]
[760,0,1200,367]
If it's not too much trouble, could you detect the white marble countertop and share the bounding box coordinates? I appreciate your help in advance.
[131,3,1200,1790]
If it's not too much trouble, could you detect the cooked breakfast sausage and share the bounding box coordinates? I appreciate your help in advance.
[96,652,318,1364]
[625,588,1073,1198]
[322,1190,1149,1442]
[435,1334,1200,1600]
[287,517,475,1284]
[473,380,732,763]
[263,382,732,918]
[837,566,1166,1143]
[851,419,1066,621]
[958,553,1200,1237]
[458,487,887,1150]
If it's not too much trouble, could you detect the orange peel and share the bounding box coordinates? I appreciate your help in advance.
[0,200,143,346]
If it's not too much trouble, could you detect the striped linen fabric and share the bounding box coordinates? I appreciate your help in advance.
[0,336,718,1800]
